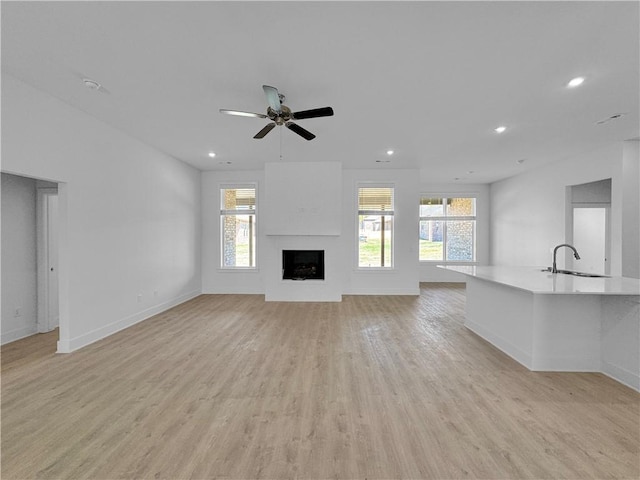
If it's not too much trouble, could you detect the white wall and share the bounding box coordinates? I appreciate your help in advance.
[1,174,38,343]
[418,182,490,282]
[622,140,640,278]
[202,167,421,297]
[1,74,202,352]
[201,170,265,294]
[341,169,420,295]
[490,141,639,277]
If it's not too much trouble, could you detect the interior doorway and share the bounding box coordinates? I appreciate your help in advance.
[37,188,59,333]
[573,206,610,275]
[568,178,611,275]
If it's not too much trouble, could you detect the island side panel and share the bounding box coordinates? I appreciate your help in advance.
[531,294,602,372]
[601,296,640,391]
[464,277,534,369]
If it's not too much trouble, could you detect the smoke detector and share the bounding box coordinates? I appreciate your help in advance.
[83,78,101,90]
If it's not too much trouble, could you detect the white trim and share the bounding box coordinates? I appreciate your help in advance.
[602,362,640,392]
[356,183,395,269]
[465,318,533,369]
[1,325,39,345]
[56,290,201,353]
[219,183,258,269]
[217,267,260,273]
[419,195,477,263]
[36,187,58,334]
[345,286,420,295]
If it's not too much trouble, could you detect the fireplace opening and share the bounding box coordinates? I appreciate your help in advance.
[282,250,325,280]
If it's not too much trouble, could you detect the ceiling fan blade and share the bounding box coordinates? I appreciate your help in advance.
[292,107,334,120]
[253,123,276,139]
[220,109,267,119]
[285,122,316,141]
[262,85,282,113]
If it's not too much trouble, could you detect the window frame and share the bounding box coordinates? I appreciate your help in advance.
[219,183,257,270]
[419,195,477,263]
[356,183,395,269]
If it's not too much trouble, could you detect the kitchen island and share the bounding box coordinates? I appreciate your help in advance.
[439,265,640,391]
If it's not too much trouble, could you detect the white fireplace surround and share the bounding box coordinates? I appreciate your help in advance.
[264,235,342,302]
[262,162,343,301]
[264,162,342,236]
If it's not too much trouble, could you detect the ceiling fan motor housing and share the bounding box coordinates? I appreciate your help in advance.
[268,105,292,125]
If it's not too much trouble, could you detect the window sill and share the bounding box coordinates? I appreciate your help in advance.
[420,261,477,265]
[354,267,396,273]
[217,267,260,273]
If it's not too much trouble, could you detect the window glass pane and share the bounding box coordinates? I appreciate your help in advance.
[358,214,393,267]
[446,220,475,261]
[359,187,394,211]
[419,220,444,261]
[221,214,255,267]
[447,197,475,216]
[221,188,255,211]
[419,197,444,217]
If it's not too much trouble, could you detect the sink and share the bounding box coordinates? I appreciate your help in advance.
[540,267,609,278]
[564,271,609,278]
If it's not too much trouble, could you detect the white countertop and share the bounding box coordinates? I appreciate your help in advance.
[438,265,640,295]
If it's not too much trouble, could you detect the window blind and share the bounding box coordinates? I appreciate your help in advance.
[358,187,394,211]
[221,188,256,211]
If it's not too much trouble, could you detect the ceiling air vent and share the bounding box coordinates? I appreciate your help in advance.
[595,113,627,125]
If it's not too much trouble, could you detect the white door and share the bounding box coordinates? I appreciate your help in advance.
[573,207,608,275]
[47,194,59,330]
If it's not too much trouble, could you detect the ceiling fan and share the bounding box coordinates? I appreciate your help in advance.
[220,85,334,141]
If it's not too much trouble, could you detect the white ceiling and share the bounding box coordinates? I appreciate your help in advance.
[2,1,638,183]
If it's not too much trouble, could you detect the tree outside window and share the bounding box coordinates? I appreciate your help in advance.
[358,186,394,268]
[420,197,476,262]
[220,186,256,268]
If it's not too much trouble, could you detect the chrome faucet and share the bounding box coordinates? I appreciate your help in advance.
[552,244,581,273]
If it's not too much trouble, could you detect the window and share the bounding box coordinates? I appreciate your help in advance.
[420,196,476,262]
[220,186,256,268]
[358,186,394,268]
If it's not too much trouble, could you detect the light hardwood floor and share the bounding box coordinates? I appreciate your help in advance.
[2,283,638,479]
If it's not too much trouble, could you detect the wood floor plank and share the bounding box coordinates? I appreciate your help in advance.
[1,284,638,479]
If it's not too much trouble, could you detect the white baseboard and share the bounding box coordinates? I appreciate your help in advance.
[1,325,38,345]
[465,318,533,369]
[602,361,640,392]
[344,287,421,296]
[56,290,201,353]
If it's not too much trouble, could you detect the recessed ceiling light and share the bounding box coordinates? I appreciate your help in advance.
[386,150,394,156]
[494,126,507,134]
[208,152,216,158]
[567,76,585,88]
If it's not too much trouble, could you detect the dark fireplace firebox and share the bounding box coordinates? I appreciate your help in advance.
[282,250,325,280]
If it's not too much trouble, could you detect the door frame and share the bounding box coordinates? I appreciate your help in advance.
[36,187,59,333]
[568,202,611,275]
